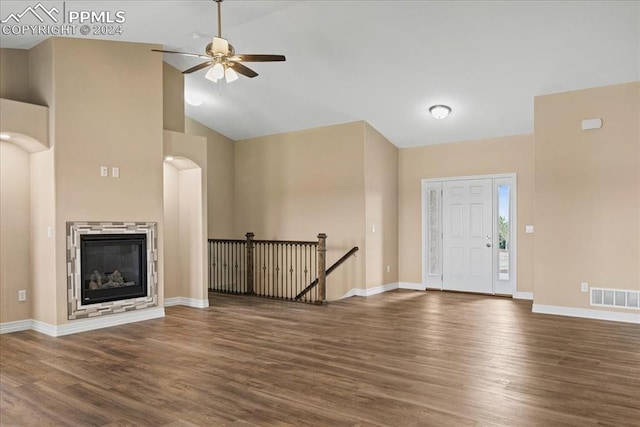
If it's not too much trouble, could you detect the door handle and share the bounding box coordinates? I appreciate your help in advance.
[486,243,491,247]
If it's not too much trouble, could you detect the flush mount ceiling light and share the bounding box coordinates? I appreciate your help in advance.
[152,0,286,85]
[0,133,10,140]
[429,105,452,120]
[185,93,204,107]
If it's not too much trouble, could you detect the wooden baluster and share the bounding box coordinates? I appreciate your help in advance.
[246,232,254,295]
[317,233,327,304]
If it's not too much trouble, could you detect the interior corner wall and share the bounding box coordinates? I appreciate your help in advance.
[533,81,640,311]
[28,39,57,325]
[0,48,30,102]
[185,117,235,238]
[233,121,367,300]
[163,62,185,133]
[364,123,399,288]
[0,142,31,323]
[51,38,165,324]
[398,134,535,292]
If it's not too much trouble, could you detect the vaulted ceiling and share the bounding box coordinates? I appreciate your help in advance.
[1,1,638,147]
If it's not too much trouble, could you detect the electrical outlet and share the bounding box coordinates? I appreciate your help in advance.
[100,166,108,177]
[18,290,26,301]
[581,282,589,292]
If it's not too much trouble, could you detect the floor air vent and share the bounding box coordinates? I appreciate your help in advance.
[591,287,640,310]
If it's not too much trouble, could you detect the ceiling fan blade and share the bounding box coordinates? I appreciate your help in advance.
[151,49,210,60]
[182,61,213,74]
[229,62,258,78]
[212,37,229,55]
[231,54,286,62]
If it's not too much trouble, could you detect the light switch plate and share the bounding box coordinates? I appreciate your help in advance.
[525,225,534,233]
[112,167,119,178]
[581,282,589,292]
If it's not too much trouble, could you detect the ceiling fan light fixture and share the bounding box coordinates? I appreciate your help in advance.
[205,63,225,82]
[212,63,225,80]
[429,105,452,120]
[204,67,219,82]
[225,66,238,83]
[151,0,285,84]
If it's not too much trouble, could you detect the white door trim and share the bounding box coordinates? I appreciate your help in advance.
[421,173,517,295]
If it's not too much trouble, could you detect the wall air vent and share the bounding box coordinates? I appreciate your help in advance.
[591,287,640,310]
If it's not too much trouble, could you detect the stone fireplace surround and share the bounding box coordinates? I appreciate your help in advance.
[67,221,158,320]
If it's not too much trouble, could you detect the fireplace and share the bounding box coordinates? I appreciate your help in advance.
[67,222,158,320]
[80,234,147,304]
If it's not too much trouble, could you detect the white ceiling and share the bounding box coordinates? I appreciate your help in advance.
[1,1,638,147]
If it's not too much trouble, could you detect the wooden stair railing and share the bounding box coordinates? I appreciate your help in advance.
[209,233,327,303]
[295,246,359,301]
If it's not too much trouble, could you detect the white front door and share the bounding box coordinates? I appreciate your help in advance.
[442,179,493,293]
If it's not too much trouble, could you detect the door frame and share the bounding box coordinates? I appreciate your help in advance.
[421,173,518,295]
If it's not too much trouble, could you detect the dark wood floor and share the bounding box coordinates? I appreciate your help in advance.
[1,290,639,426]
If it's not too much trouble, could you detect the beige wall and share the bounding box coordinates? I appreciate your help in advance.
[0,142,31,323]
[0,99,49,152]
[398,134,535,293]
[50,38,164,323]
[185,117,235,238]
[27,40,53,109]
[179,169,205,300]
[533,81,640,310]
[163,62,185,133]
[234,121,367,300]
[30,148,56,324]
[364,123,399,287]
[0,48,30,102]
[163,163,180,298]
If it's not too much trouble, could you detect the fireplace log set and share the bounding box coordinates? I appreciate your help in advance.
[88,270,136,290]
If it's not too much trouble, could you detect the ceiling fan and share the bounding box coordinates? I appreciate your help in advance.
[152,0,286,83]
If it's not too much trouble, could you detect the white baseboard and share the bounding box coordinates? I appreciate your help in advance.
[399,282,427,291]
[0,307,165,337]
[340,282,426,299]
[164,297,209,308]
[341,283,396,299]
[532,304,640,324]
[0,319,33,334]
[340,288,364,299]
[514,291,534,300]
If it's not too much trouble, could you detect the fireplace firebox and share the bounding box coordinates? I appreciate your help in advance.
[80,234,147,304]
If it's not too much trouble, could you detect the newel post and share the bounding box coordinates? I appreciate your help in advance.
[246,232,255,295]
[317,233,327,303]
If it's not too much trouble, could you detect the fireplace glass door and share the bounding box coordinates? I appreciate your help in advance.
[80,234,147,304]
